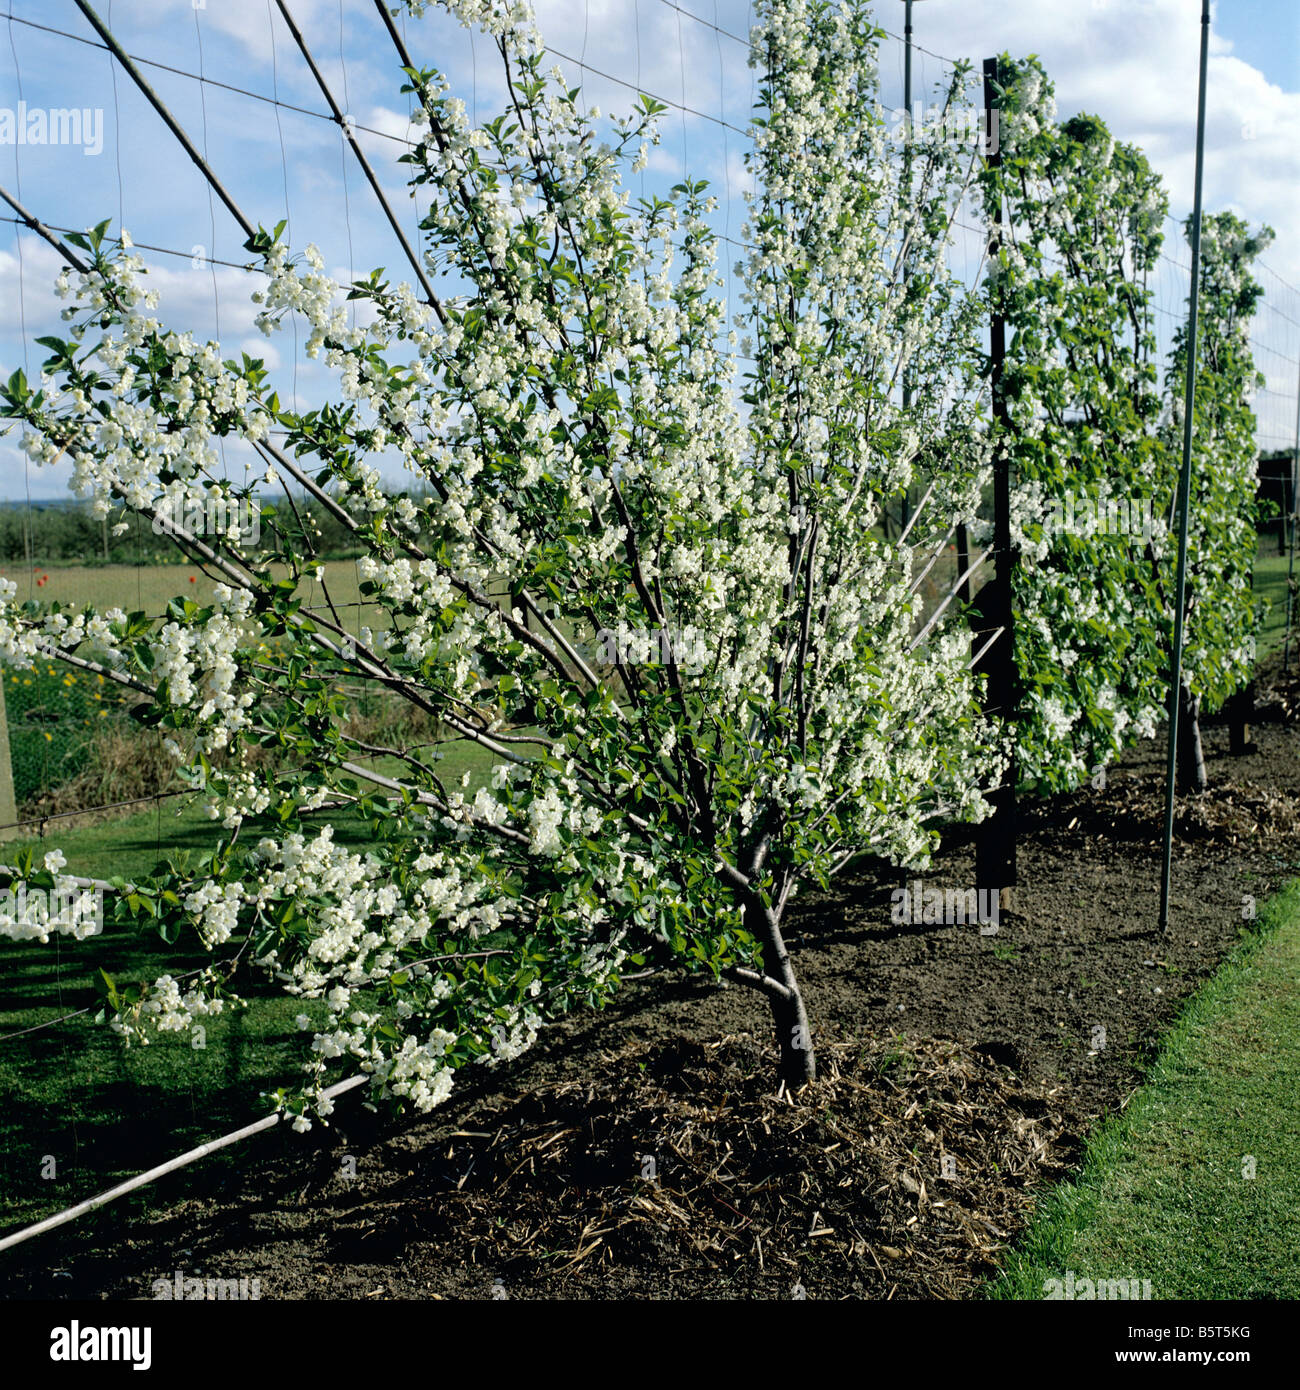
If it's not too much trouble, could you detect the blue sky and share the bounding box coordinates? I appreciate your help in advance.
[1212,0,1298,90]
[1,0,1297,501]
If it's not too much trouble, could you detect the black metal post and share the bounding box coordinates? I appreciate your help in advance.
[975,56,1017,911]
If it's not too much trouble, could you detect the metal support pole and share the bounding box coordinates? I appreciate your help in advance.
[975,56,1016,910]
[900,0,913,538]
[1158,0,1212,932]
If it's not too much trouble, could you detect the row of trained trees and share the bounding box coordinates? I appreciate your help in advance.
[985,57,1268,797]
[0,0,1269,1111]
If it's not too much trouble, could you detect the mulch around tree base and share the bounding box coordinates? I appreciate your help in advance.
[3,658,1298,1300]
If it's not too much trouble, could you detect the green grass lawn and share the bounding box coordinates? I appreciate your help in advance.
[0,739,500,1235]
[989,878,1300,1301]
[1253,548,1296,657]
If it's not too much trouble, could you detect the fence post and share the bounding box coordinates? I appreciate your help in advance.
[974,56,1017,913]
[1227,679,1256,756]
[0,676,18,840]
[956,523,971,606]
[1284,361,1300,672]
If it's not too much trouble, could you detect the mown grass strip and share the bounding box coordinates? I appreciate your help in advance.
[989,878,1300,1300]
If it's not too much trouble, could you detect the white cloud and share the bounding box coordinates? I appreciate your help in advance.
[894,0,1298,278]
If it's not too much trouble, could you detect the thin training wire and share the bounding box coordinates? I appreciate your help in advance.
[634,0,645,205]
[339,0,356,330]
[97,1,144,619]
[676,2,687,175]
[652,0,962,70]
[715,0,730,323]
[402,5,424,259]
[0,217,252,269]
[6,9,32,607]
[106,1,124,230]
[5,18,82,1160]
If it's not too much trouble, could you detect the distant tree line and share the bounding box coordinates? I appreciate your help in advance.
[0,495,384,565]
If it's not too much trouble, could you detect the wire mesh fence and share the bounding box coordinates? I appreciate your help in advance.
[3,653,132,805]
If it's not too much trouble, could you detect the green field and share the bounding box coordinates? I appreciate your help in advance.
[0,557,374,623]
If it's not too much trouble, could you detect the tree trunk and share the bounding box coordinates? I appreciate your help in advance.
[744,893,816,1085]
[770,975,816,1086]
[1177,686,1207,793]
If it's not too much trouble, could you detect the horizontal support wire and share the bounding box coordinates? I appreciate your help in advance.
[0,213,254,270]
[0,788,191,836]
[653,0,967,68]
[0,946,236,1044]
[0,9,421,150]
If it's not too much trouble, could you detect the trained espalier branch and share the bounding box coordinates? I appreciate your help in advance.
[0,0,997,1121]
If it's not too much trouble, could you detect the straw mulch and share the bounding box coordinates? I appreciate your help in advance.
[329,1032,1078,1299]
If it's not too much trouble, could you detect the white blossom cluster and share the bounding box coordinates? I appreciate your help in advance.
[0,852,103,942]
[0,0,1026,1116]
[110,972,227,1045]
